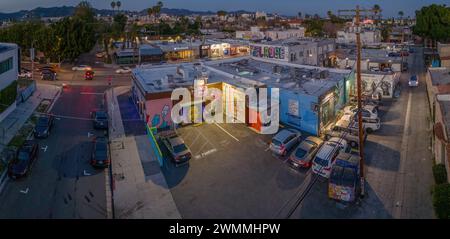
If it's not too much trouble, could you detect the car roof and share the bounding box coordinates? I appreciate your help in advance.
[274,129,297,141]
[95,111,107,117]
[328,137,347,146]
[168,136,185,146]
[304,136,323,145]
[315,142,338,160]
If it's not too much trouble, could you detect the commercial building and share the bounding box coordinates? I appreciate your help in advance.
[153,40,202,62]
[250,38,336,67]
[131,56,354,136]
[425,67,450,182]
[236,27,305,41]
[0,43,19,123]
[437,42,450,68]
[199,39,250,59]
[336,26,381,45]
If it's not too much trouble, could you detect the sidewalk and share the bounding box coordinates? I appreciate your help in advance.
[106,87,181,219]
[0,83,61,194]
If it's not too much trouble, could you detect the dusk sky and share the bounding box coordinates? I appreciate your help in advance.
[0,0,448,17]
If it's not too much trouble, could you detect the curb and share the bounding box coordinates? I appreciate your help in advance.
[105,88,115,219]
[0,170,8,196]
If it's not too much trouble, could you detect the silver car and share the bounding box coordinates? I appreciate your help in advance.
[288,136,324,169]
[269,129,302,156]
[162,134,192,166]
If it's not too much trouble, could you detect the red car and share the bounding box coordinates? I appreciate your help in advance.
[85,70,94,80]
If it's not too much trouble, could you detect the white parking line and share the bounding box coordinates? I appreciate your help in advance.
[80,92,104,95]
[20,188,29,194]
[41,146,48,152]
[214,123,239,142]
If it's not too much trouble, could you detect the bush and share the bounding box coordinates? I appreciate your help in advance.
[433,183,450,219]
[433,164,448,185]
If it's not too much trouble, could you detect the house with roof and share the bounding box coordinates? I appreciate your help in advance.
[425,67,450,182]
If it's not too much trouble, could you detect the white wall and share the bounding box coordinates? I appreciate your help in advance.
[0,44,18,90]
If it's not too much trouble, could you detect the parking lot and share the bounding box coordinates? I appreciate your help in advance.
[160,122,316,218]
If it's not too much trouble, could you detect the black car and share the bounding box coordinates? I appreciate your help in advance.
[40,69,56,81]
[34,115,54,138]
[8,140,39,179]
[91,136,109,168]
[92,110,108,129]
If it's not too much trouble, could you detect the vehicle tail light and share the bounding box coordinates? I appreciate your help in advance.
[92,160,97,165]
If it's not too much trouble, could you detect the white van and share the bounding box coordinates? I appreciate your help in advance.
[312,137,349,178]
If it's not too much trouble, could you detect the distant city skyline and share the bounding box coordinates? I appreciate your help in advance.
[0,0,448,17]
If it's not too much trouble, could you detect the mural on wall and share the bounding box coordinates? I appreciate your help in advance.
[251,45,285,59]
[147,98,172,129]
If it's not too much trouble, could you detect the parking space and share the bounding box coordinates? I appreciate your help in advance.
[160,122,313,218]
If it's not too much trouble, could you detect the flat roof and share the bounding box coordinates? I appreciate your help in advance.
[335,47,403,63]
[205,57,351,97]
[429,67,450,86]
[251,37,335,47]
[151,40,202,52]
[0,43,18,54]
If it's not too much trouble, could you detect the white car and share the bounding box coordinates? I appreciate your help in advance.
[72,65,92,71]
[19,69,32,78]
[343,105,378,120]
[409,75,419,87]
[116,67,132,74]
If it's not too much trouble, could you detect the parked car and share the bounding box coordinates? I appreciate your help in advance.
[400,51,409,57]
[8,140,39,179]
[343,105,378,120]
[34,115,55,138]
[72,65,92,71]
[312,137,349,178]
[91,136,109,168]
[325,114,367,148]
[408,48,415,54]
[116,67,132,74]
[269,129,302,156]
[288,136,323,169]
[409,75,419,87]
[91,110,108,129]
[40,69,57,81]
[161,132,192,166]
[19,69,32,78]
[388,52,401,57]
[85,70,94,80]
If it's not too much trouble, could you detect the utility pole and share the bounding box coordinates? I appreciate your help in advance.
[355,5,366,197]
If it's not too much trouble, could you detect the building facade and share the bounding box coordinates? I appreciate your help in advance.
[0,43,19,123]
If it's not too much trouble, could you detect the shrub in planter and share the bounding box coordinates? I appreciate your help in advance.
[433,164,448,185]
[433,183,450,219]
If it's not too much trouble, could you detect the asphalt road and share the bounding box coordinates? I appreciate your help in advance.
[0,85,109,219]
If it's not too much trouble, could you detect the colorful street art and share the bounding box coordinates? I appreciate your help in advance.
[251,45,285,60]
[146,98,172,129]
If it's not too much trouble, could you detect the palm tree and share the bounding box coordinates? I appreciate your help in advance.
[116,1,122,12]
[110,1,116,11]
[373,4,381,17]
[398,11,404,20]
[327,10,333,19]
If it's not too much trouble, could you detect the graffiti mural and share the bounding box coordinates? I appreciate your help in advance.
[146,98,172,129]
[251,45,285,59]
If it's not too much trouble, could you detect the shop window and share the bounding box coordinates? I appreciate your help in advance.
[0,57,13,75]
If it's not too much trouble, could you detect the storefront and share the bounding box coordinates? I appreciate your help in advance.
[210,43,231,58]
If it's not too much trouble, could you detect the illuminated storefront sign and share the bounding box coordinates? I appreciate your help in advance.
[251,45,286,60]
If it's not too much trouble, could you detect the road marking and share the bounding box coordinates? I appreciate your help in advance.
[41,146,48,152]
[214,123,239,142]
[56,117,61,120]
[83,170,91,176]
[393,88,413,219]
[80,92,104,95]
[195,148,218,159]
[88,132,94,138]
[20,188,29,194]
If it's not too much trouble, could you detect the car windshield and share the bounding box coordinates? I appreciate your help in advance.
[342,168,356,187]
[96,112,107,120]
[295,148,307,159]
[315,156,329,167]
[95,144,107,158]
[272,139,282,146]
[37,118,49,126]
[173,144,187,153]
[18,151,29,161]
[411,77,417,82]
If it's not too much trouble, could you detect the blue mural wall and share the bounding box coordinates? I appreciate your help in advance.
[278,88,320,135]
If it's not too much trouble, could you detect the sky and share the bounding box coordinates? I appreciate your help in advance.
[0,0,448,17]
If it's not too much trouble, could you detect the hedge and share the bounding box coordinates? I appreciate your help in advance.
[432,183,450,219]
[0,81,18,113]
[432,164,448,185]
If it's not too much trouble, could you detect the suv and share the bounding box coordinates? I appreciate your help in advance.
[269,129,302,156]
[8,140,39,179]
[34,115,55,138]
[344,105,378,120]
[312,137,349,178]
[325,114,367,148]
[92,110,108,129]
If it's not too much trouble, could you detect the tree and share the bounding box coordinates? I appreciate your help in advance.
[327,10,333,19]
[116,1,122,11]
[398,11,404,19]
[413,4,450,43]
[112,14,128,37]
[298,12,302,19]
[111,1,116,11]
